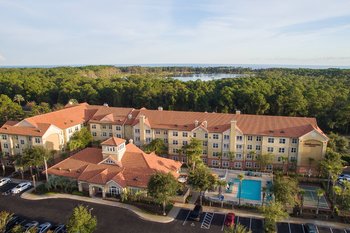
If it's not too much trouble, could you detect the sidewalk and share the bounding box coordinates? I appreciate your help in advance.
[21,190,175,224]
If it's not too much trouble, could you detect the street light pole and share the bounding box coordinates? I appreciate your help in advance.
[32,175,36,191]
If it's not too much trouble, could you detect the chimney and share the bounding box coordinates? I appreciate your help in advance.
[202,120,207,128]
[236,110,241,115]
[128,114,132,119]
[158,106,163,111]
[194,120,199,127]
[103,103,109,107]
[230,120,237,129]
[129,139,134,144]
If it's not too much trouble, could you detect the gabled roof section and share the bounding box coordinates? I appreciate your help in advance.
[88,106,135,125]
[101,137,126,146]
[0,121,51,137]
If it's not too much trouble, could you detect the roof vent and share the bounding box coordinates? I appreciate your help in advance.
[3,127,7,130]
[269,130,274,133]
[103,103,109,107]
[68,168,72,172]
[70,120,73,123]
[280,130,285,133]
[128,114,132,120]
[236,110,241,115]
[37,129,41,132]
[57,167,62,170]
[158,106,163,111]
[133,177,139,181]
[184,125,188,128]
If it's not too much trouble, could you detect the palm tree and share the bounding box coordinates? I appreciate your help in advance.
[225,223,252,233]
[237,173,244,205]
[13,94,24,105]
[316,188,325,215]
[299,190,305,215]
[216,179,227,196]
[332,186,342,215]
[262,186,267,207]
[280,156,288,174]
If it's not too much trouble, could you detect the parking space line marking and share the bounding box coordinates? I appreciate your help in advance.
[302,224,305,233]
[330,227,333,233]
[182,210,190,226]
[316,225,319,233]
[288,223,291,233]
[201,212,214,229]
[221,214,226,231]
[249,218,252,230]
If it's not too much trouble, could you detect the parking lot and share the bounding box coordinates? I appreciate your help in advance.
[0,181,32,195]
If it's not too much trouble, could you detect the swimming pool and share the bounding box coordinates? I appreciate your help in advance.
[234,179,261,201]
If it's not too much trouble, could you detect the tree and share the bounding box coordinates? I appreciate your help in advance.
[23,146,52,181]
[147,172,179,215]
[298,190,305,215]
[0,210,12,233]
[143,138,168,155]
[67,99,79,105]
[181,138,203,171]
[261,201,288,233]
[280,156,288,174]
[13,94,24,105]
[216,179,227,196]
[315,188,325,215]
[67,127,93,152]
[0,94,24,124]
[320,149,343,193]
[225,223,252,233]
[272,175,299,208]
[237,173,244,205]
[10,224,24,233]
[332,185,342,215]
[255,153,273,172]
[188,166,217,205]
[0,152,6,176]
[67,205,97,233]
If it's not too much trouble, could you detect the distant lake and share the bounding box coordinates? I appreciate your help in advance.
[172,73,247,81]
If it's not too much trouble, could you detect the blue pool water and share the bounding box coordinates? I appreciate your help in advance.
[234,179,261,201]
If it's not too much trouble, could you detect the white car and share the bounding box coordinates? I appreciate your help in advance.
[11,182,32,194]
[0,178,11,186]
[37,222,52,233]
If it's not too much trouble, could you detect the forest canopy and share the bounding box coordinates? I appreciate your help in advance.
[0,66,349,134]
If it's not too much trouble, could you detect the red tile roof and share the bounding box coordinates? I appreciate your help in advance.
[0,122,51,137]
[47,142,182,188]
[101,137,126,146]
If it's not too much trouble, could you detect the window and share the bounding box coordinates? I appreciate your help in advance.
[182,157,187,163]
[291,148,297,153]
[246,162,252,168]
[116,134,122,138]
[182,132,188,137]
[3,143,8,149]
[247,145,252,150]
[203,141,208,146]
[234,162,242,168]
[236,153,242,159]
[212,160,219,167]
[108,125,112,129]
[109,133,113,137]
[203,150,207,155]
[279,138,286,144]
[224,135,229,140]
[91,125,96,129]
[236,144,242,150]
[135,137,140,142]
[290,156,297,162]
[213,143,219,148]
[102,125,106,129]
[35,137,41,143]
[248,136,253,141]
[172,156,179,161]
[173,140,178,145]
[92,132,97,136]
[13,135,18,140]
[212,152,219,157]
[202,158,207,164]
[20,139,25,144]
[267,147,274,153]
[164,131,168,135]
[292,138,298,144]
[172,148,178,154]
[222,161,229,167]
[2,135,7,140]
[267,164,273,170]
[146,130,151,134]
[109,186,121,196]
[135,129,140,133]
[246,154,252,160]
[279,148,285,153]
[256,145,261,150]
[193,133,196,137]
[15,144,19,149]
[254,163,260,168]
[102,132,107,137]
[146,138,151,143]
[223,144,229,149]
[155,130,160,134]
[173,131,178,137]
[268,138,274,143]
[182,141,188,146]
[68,129,72,133]
[164,138,168,143]
[213,134,219,139]
[256,136,262,141]
[277,157,282,162]
[204,133,208,139]
[236,136,242,141]
[116,126,121,131]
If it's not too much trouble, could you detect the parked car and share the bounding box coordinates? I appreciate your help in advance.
[23,221,39,233]
[11,182,31,194]
[304,223,318,233]
[52,224,66,233]
[189,205,203,221]
[5,215,25,233]
[0,178,11,186]
[224,212,235,227]
[37,222,52,233]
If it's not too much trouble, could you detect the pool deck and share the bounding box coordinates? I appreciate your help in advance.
[206,168,273,206]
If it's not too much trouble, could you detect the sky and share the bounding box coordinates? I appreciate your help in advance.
[0,0,350,66]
